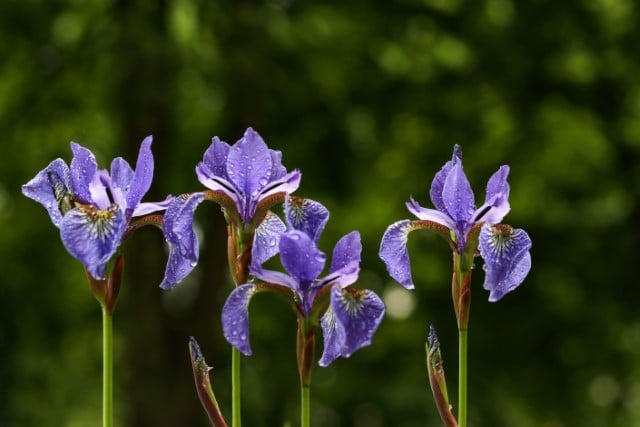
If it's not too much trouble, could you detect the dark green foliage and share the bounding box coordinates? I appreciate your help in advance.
[2,0,640,425]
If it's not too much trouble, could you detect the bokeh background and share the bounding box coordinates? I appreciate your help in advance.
[2,0,640,426]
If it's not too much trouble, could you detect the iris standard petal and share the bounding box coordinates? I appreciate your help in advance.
[378,220,415,289]
[159,192,205,290]
[479,224,532,302]
[222,284,256,356]
[60,205,125,279]
[285,196,329,244]
[251,210,286,269]
[442,162,475,223]
[269,149,287,180]
[226,128,273,199]
[485,165,510,203]
[279,231,326,292]
[88,170,115,210]
[22,158,70,227]
[330,231,361,273]
[110,157,134,193]
[202,136,231,178]
[253,170,302,217]
[126,136,154,214]
[429,145,462,212]
[319,286,385,367]
[70,142,98,204]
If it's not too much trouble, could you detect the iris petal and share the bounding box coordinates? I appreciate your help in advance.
[110,157,134,194]
[60,205,125,279]
[70,142,98,204]
[330,231,361,274]
[479,224,532,302]
[319,286,385,367]
[429,145,462,212]
[22,158,70,227]
[126,136,154,215]
[226,128,273,200]
[251,211,286,269]
[378,220,415,289]
[406,197,455,229]
[222,284,256,356]
[442,162,475,223]
[279,231,325,293]
[202,136,231,178]
[159,192,205,290]
[285,196,329,244]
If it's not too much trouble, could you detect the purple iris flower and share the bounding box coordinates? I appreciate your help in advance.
[160,128,301,289]
[22,137,170,279]
[379,145,531,301]
[222,197,385,367]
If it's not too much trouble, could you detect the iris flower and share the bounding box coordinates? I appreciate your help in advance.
[222,196,385,367]
[160,128,301,289]
[379,145,531,301]
[22,137,169,279]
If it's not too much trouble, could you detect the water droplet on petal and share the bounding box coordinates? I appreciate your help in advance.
[240,334,246,341]
[290,234,300,240]
[189,260,197,267]
[259,177,269,187]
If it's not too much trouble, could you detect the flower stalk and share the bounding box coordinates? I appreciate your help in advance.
[102,306,113,427]
[190,337,229,427]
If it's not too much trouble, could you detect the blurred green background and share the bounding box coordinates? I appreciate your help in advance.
[2,0,640,426]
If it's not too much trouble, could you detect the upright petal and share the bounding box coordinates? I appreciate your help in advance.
[485,165,510,203]
[472,165,511,225]
[126,136,154,214]
[159,192,205,290]
[442,162,475,223]
[251,210,286,269]
[279,231,325,292]
[60,205,125,279]
[330,231,361,273]
[226,128,273,198]
[285,196,329,244]
[70,142,98,204]
[429,145,462,212]
[22,158,70,227]
[319,286,385,367]
[202,136,231,178]
[269,149,287,180]
[110,157,134,193]
[253,170,302,217]
[222,284,257,356]
[479,224,532,302]
[378,220,415,289]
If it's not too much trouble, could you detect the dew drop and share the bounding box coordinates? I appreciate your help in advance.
[232,330,238,336]
[240,334,246,341]
[290,234,300,240]
[268,238,277,247]
[190,260,197,267]
[259,177,269,187]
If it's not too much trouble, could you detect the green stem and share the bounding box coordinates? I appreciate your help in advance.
[232,347,241,427]
[458,328,467,427]
[102,307,113,427]
[301,385,310,427]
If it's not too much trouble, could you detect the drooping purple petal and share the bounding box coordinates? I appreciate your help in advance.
[60,205,125,279]
[251,210,286,269]
[285,196,329,244]
[319,286,385,367]
[406,197,455,229]
[222,284,256,356]
[132,195,173,217]
[159,192,205,290]
[22,158,70,227]
[202,136,231,178]
[479,224,532,302]
[379,220,415,289]
[278,231,325,292]
[226,128,273,199]
[441,162,475,223]
[330,231,361,273]
[69,142,98,204]
[125,136,154,214]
